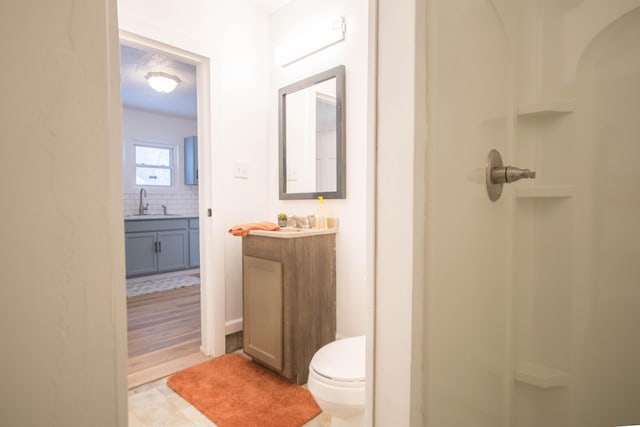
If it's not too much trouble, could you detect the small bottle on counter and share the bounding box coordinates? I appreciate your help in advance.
[314,196,328,229]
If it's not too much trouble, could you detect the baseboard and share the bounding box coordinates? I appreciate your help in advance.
[199,319,243,356]
[226,318,243,335]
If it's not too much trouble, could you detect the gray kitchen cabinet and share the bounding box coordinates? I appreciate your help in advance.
[125,232,157,276]
[184,136,198,185]
[156,230,189,272]
[189,218,200,268]
[242,232,336,384]
[125,218,195,277]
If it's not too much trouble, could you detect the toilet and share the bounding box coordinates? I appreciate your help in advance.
[307,335,365,427]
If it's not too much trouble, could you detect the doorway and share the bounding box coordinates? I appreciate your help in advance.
[119,36,213,388]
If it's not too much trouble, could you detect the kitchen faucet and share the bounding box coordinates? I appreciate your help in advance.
[138,188,148,215]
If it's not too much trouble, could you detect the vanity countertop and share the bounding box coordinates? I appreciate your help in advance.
[249,227,338,238]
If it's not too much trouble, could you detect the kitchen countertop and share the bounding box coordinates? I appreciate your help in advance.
[124,214,198,220]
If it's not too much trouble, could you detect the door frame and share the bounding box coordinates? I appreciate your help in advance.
[373,0,427,424]
[119,30,226,357]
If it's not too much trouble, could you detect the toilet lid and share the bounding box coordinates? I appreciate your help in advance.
[310,336,365,382]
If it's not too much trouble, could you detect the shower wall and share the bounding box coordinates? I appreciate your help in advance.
[512,2,640,426]
[424,0,640,426]
[571,6,640,425]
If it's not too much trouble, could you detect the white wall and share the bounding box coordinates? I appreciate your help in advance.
[268,0,370,338]
[117,0,270,337]
[121,108,199,216]
[0,0,126,426]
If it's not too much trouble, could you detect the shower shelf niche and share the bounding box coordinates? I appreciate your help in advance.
[517,99,575,117]
[514,362,570,388]
[516,185,574,199]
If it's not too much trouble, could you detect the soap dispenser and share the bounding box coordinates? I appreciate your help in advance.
[314,196,328,229]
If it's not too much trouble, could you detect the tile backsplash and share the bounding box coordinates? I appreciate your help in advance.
[124,190,199,217]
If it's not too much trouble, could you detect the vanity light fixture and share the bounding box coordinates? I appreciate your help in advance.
[145,72,181,94]
[275,17,346,67]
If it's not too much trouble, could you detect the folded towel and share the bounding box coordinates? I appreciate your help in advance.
[228,221,281,237]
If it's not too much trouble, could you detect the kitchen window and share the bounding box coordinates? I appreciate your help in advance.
[134,143,174,187]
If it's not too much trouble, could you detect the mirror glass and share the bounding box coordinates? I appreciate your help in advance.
[279,65,345,199]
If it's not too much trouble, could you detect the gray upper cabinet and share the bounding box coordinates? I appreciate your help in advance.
[184,136,198,185]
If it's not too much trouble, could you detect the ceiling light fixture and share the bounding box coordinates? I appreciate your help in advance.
[145,72,181,94]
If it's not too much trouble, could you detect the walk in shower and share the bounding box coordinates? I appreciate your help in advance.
[423,1,640,425]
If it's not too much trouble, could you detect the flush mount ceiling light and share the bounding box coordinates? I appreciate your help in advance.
[145,72,181,94]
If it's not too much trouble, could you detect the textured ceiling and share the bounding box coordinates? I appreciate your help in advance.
[120,44,197,119]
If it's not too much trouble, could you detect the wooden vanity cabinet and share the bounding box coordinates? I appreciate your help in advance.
[242,233,336,385]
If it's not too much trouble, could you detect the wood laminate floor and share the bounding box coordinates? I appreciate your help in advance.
[127,284,210,389]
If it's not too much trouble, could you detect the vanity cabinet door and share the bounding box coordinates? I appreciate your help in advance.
[243,256,283,372]
[125,232,157,277]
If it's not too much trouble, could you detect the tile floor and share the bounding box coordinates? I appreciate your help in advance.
[128,378,214,426]
[128,377,328,427]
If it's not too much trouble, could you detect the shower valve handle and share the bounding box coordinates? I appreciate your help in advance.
[486,149,536,201]
[490,166,536,184]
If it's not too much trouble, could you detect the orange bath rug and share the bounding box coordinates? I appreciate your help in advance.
[167,354,321,427]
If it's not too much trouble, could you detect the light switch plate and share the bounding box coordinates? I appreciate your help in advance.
[287,166,298,181]
[234,162,249,179]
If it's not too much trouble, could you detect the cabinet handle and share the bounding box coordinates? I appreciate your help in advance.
[158,241,162,253]
[154,241,158,253]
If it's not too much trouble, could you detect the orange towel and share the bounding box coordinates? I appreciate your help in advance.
[228,221,281,237]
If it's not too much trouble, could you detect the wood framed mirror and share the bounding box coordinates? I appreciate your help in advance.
[278,65,345,199]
